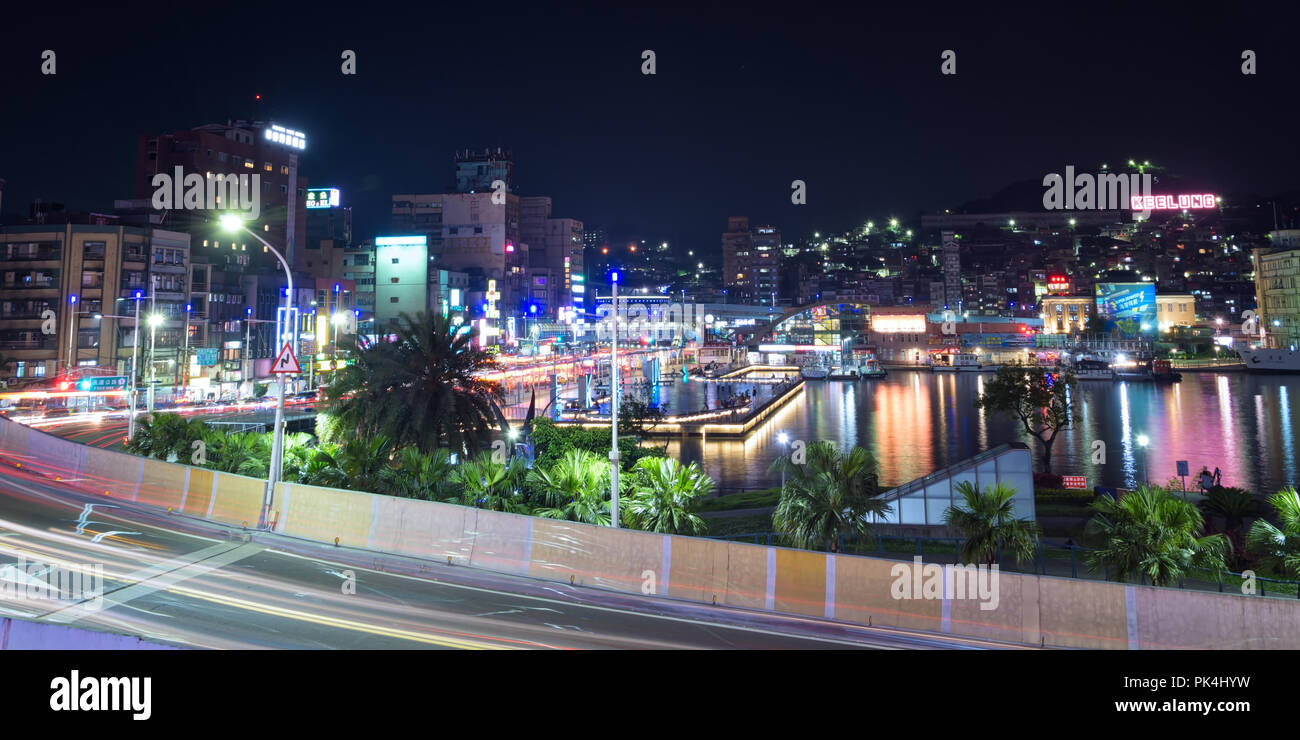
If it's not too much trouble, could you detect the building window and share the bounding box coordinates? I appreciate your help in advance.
[264,162,273,172]
[391,258,399,264]
[390,297,399,303]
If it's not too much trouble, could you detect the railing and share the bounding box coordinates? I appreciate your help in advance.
[877,442,1027,501]
[707,530,1300,599]
[1171,357,1246,369]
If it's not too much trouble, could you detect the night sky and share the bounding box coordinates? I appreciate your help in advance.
[5,3,1299,250]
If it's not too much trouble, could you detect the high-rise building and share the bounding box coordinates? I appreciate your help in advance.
[0,222,190,386]
[520,196,583,316]
[1254,245,1300,348]
[721,217,781,305]
[942,230,962,312]
[134,119,309,271]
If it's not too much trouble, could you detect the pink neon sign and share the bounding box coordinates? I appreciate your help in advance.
[1130,193,1217,210]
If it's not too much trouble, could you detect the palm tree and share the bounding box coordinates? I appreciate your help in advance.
[302,435,397,492]
[207,431,271,477]
[624,456,713,535]
[322,311,505,454]
[1199,486,1260,568]
[943,481,1039,566]
[448,452,529,513]
[1246,487,1300,580]
[384,447,460,501]
[527,449,610,525]
[770,441,891,553]
[1084,484,1229,586]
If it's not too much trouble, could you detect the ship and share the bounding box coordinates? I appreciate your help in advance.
[1237,345,1300,374]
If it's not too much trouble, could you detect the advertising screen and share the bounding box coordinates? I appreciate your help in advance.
[1095,282,1156,336]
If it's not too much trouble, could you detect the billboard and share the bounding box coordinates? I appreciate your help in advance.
[1095,282,1156,337]
[305,188,340,208]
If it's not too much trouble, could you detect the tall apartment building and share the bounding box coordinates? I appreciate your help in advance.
[721,217,781,305]
[520,196,583,316]
[1254,246,1300,348]
[437,192,528,310]
[0,223,191,385]
[134,119,309,271]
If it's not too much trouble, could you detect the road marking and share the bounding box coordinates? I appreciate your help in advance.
[268,549,918,649]
[39,543,260,624]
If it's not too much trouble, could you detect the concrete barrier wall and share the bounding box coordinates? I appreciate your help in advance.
[4,416,1300,649]
[1,616,182,650]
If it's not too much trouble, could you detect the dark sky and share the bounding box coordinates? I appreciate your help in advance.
[4,2,1299,253]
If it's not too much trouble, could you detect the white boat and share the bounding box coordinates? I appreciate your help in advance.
[1238,346,1300,374]
[800,364,830,380]
[931,353,996,372]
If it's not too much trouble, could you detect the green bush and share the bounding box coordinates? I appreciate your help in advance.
[694,487,782,513]
[530,418,663,473]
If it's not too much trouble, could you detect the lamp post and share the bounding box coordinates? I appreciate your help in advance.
[98,293,144,438]
[222,214,292,529]
[65,294,78,374]
[609,270,620,528]
[181,302,192,400]
[146,312,163,414]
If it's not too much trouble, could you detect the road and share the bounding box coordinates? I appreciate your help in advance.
[0,457,1021,650]
[10,402,318,451]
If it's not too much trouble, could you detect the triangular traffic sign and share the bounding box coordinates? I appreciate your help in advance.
[270,343,301,374]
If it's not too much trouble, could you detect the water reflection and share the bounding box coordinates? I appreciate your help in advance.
[662,370,1298,494]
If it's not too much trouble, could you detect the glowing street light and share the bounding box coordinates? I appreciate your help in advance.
[221,213,294,529]
[609,270,621,528]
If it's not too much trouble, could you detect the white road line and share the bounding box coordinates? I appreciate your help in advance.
[40,543,263,624]
[268,549,905,649]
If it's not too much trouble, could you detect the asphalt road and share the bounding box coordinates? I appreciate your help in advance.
[0,458,1022,650]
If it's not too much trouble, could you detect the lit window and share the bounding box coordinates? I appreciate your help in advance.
[243,161,254,169]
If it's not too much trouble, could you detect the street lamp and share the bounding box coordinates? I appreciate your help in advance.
[609,270,620,528]
[100,292,144,438]
[181,302,192,400]
[66,294,78,374]
[146,312,163,414]
[222,213,293,529]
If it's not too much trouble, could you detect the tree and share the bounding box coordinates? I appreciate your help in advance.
[624,456,713,535]
[125,412,209,462]
[527,449,609,524]
[770,441,891,553]
[974,365,1079,474]
[617,396,664,437]
[448,452,529,513]
[383,447,460,501]
[530,417,660,472]
[1198,486,1260,568]
[322,311,505,454]
[1246,487,1300,580]
[300,435,397,491]
[1083,485,1229,586]
[943,481,1039,566]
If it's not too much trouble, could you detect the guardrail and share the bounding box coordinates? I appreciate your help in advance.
[711,531,1300,599]
[4,415,1300,649]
